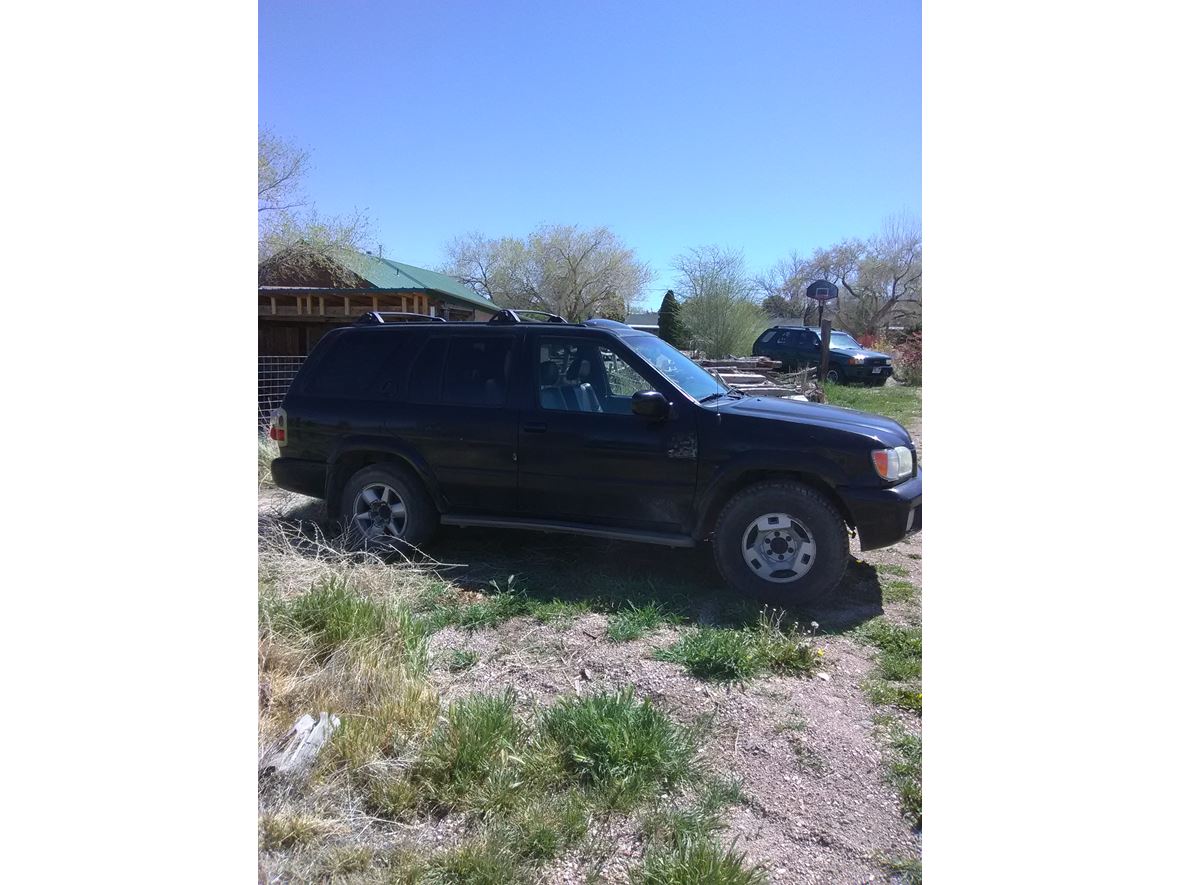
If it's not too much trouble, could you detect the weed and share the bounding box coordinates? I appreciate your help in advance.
[856,619,921,682]
[527,597,591,627]
[495,791,592,861]
[442,648,479,672]
[656,616,817,681]
[537,688,701,809]
[607,602,669,642]
[881,855,922,884]
[259,813,338,851]
[877,564,909,577]
[640,776,744,848]
[258,436,279,486]
[414,691,525,814]
[774,709,807,733]
[421,837,521,885]
[882,580,916,603]
[321,844,374,876]
[630,839,766,885]
[879,719,922,827]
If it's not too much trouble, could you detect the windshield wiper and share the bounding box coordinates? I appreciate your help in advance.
[698,391,729,403]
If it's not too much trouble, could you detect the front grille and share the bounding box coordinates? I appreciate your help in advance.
[866,357,888,366]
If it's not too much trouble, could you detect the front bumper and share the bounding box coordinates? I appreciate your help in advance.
[837,468,921,551]
[842,363,894,381]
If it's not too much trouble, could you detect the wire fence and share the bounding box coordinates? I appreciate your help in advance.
[258,356,306,432]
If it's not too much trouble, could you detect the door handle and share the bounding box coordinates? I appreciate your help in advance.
[522,420,547,433]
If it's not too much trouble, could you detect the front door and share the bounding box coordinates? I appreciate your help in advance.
[516,334,699,532]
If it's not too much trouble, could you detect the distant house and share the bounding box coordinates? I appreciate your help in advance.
[258,246,500,355]
[625,311,660,333]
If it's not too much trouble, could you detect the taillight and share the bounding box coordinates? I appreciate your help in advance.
[269,409,287,446]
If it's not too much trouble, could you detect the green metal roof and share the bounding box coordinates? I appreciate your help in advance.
[331,249,500,313]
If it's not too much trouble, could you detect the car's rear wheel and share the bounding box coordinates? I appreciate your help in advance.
[825,366,844,385]
[711,480,849,606]
[339,462,438,551]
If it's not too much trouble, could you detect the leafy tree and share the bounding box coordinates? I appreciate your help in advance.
[444,224,653,321]
[656,290,688,347]
[673,246,768,358]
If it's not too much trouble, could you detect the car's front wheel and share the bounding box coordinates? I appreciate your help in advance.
[825,366,844,385]
[711,480,850,605]
[339,462,438,551]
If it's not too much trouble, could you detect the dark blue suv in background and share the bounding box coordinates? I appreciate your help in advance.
[270,310,921,605]
[753,325,894,385]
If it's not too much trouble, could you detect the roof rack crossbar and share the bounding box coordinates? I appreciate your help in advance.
[489,309,568,325]
[354,311,447,325]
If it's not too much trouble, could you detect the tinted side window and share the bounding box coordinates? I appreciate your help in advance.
[406,337,448,403]
[441,337,513,406]
[305,332,402,398]
[756,329,776,344]
[773,332,793,346]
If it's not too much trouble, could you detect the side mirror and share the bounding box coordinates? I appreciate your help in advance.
[632,390,670,420]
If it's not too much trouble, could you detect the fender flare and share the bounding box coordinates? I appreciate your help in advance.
[326,436,447,513]
[692,451,851,539]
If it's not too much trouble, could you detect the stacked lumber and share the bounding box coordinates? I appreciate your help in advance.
[694,356,818,399]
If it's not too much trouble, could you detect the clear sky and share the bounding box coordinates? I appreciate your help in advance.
[260,0,920,310]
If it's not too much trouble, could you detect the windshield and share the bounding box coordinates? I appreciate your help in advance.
[828,331,862,350]
[625,334,730,402]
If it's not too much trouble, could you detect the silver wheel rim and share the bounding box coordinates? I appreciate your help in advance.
[741,512,817,583]
[351,483,408,539]
[826,369,840,384]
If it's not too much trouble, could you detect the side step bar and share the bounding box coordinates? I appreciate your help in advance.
[439,515,696,548]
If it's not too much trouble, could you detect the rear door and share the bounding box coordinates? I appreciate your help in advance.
[515,333,698,532]
[392,330,520,512]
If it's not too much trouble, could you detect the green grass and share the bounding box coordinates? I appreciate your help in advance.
[882,579,916,603]
[630,839,766,885]
[527,597,591,626]
[856,617,922,714]
[881,855,922,884]
[259,813,337,850]
[656,617,818,681]
[878,718,922,827]
[413,691,526,815]
[442,648,479,672]
[824,384,921,426]
[877,564,910,577]
[608,602,671,642]
[536,688,702,809]
[639,776,744,848]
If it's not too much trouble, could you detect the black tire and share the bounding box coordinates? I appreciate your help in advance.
[711,480,849,606]
[338,462,439,551]
[825,366,844,385]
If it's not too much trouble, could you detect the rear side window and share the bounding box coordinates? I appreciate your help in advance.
[757,329,776,344]
[442,336,513,406]
[304,332,404,398]
[406,337,448,403]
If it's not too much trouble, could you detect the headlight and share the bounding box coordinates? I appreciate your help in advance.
[884,359,892,365]
[872,446,914,481]
[850,355,865,364]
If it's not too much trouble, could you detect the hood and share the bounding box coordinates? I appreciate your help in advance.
[830,346,892,360]
[714,394,911,446]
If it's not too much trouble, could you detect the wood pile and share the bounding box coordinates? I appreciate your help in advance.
[694,356,820,400]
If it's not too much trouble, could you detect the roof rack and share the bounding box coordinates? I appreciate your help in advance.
[489,309,568,325]
[354,311,447,325]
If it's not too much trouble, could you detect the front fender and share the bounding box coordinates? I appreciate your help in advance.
[692,450,851,539]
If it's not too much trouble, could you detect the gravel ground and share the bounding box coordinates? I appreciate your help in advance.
[258,401,923,882]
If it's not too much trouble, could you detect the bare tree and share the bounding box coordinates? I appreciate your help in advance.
[674,246,768,358]
[756,214,922,336]
[444,224,653,321]
[258,130,372,264]
[258,129,309,214]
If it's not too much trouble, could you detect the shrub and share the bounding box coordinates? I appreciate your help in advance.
[890,329,922,385]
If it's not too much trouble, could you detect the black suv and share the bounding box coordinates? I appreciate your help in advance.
[270,310,921,603]
[753,325,894,385]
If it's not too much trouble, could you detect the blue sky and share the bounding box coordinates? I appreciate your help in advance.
[260,0,920,310]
